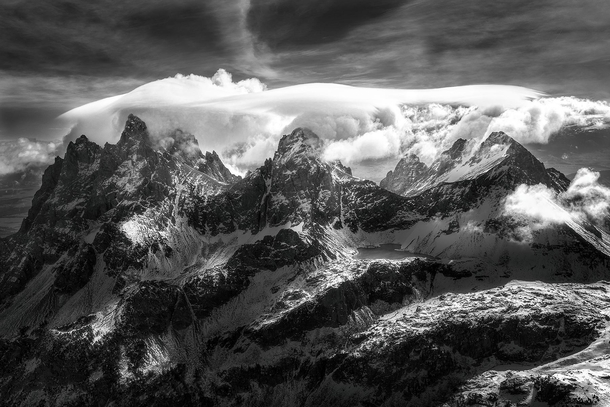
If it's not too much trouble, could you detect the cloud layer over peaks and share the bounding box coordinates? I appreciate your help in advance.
[3,0,610,153]
[57,70,610,181]
[59,70,549,179]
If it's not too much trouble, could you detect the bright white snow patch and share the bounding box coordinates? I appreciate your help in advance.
[120,218,149,246]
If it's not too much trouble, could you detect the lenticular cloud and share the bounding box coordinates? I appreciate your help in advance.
[58,69,610,179]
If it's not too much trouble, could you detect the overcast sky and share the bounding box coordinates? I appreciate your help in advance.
[1,0,610,140]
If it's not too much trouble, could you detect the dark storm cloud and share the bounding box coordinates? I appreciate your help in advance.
[0,105,66,139]
[0,0,252,140]
[0,1,119,75]
[261,0,610,101]
[0,0,232,77]
[2,0,610,144]
[120,3,225,54]
[419,0,547,55]
[0,73,146,140]
[247,0,408,49]
[3,0,609,96]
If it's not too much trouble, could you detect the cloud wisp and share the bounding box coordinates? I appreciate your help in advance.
[0,138,59,177]
[503,168,610,241]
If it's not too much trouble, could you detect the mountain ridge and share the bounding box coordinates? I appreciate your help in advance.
[381,131,570,200]
[0,115,609,407]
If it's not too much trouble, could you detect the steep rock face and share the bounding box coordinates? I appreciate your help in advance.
[117,281,194,335]
[0,114,236,305]
[380,153,428,194]
[381,132,570,204]
[200,151,238,184]
[310,281,608,406]
[165,129,238,185]
[182,228,326,320]
[376,131,610,274]
[19,156,64,233]
[265,129,341,228]
[1,117,610,407]
[0,136,103,299]
[0,117,421,334]
[184,127,416,237]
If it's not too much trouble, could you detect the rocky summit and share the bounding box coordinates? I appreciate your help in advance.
[1,115,610,406]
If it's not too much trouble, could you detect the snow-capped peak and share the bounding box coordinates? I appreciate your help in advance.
[381,130,556,197]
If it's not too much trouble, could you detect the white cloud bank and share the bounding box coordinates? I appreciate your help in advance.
[58,69,610,179]
[504,169,610,239]
[0,138,59,176]
[504,184,573,228]
[563,168,610,224]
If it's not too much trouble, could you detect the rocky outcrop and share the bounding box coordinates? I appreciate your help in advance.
[1,116,609,407]
[381,132,572,208]
[117,281,194,334]
[52,244,97,294]
[184,127,416,237]
[380,153,428,194]
[314,281,606,406]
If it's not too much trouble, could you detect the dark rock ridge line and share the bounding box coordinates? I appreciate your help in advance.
[381,131,570,209]
[0,115,609,407]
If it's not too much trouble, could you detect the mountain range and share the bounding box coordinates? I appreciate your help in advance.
[1,115,609,406]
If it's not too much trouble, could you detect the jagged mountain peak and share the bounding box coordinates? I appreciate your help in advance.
[282,127,320,144]
[473,131,545,166]
[118,113,150,147]
[274,127,322,163]
[3,115,610,407]
[163,129,202,164]
[483,130,513,144]
[405,153,424,163]
[380,153,428,192]
[381,130,561,198]
[330,160,353,176]
[475,131,520,157]
[198,149,238,184]
[63,135,102,182]
[468,131,549,181]
[74,134,89,144]
[443,137,468,160]
[204,150,220,160]
[66,134,100,156]
[145,128,238,184]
